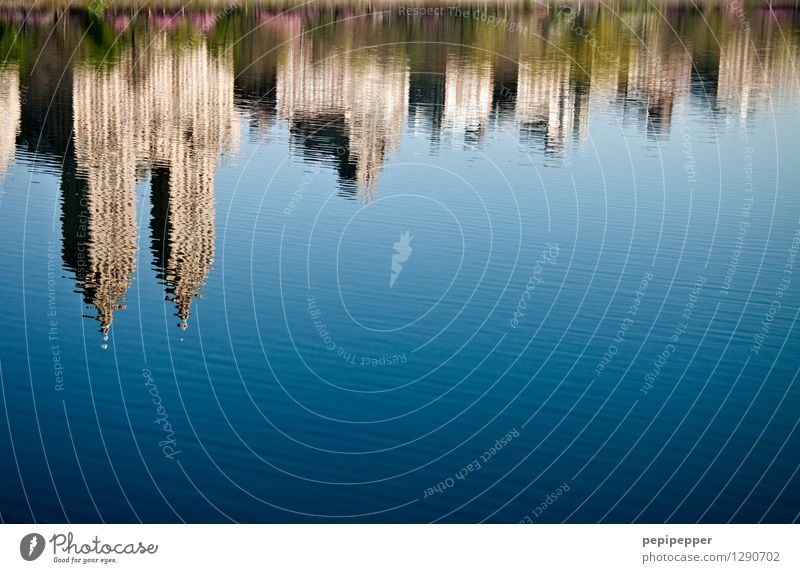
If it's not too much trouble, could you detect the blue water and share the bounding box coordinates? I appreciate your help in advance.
[0,2,798,523]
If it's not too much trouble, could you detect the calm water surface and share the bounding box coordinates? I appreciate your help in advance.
[0,1,799,522]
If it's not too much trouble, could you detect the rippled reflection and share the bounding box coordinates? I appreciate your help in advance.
[276,33,409,196]
[0,64,21,177]
[1,1,798,334]
[70,36,238,334]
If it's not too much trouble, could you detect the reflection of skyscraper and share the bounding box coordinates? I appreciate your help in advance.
[716,16,797,126]
[443,54,493,146]
[624,13,691,137]
[346,54,408,192]
[276,34,408,196]
[72,64,140,338]
[71,36,238,334]
[277,35,348,120]
[0,65,21,177]
[492,57,519,116]
[149,43,237,328]
[515,57,587,155]
[151,141,217,330]
[277,34,352,181]
[234,15,300,140]
[718,24,757,124]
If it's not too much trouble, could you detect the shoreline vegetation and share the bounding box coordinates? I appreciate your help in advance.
[1,0,798,8]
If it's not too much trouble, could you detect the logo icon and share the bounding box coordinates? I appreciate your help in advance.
[390,230,413,288]
[20,533,45,561]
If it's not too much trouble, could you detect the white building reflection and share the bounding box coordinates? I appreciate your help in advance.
[443,55,494,145]
[276,35,409,196]
[0,65,21,178]
[71,36,239,334]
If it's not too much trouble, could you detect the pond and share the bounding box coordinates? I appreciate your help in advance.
[0,1,798,522]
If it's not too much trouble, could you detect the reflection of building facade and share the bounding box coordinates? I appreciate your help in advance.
[73,64,141,338]
[624,13,691,136]
[515,57,589,154]
[443,55,493,145]
[71,36,238,335]
[234,15,301,141]
[149,42,238,328]
[276,35,408,195]
[717,25,758,123]
[277,35,349,120]
[346,54,408,191]
[0,66,21,176]
[716,20,797,126]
